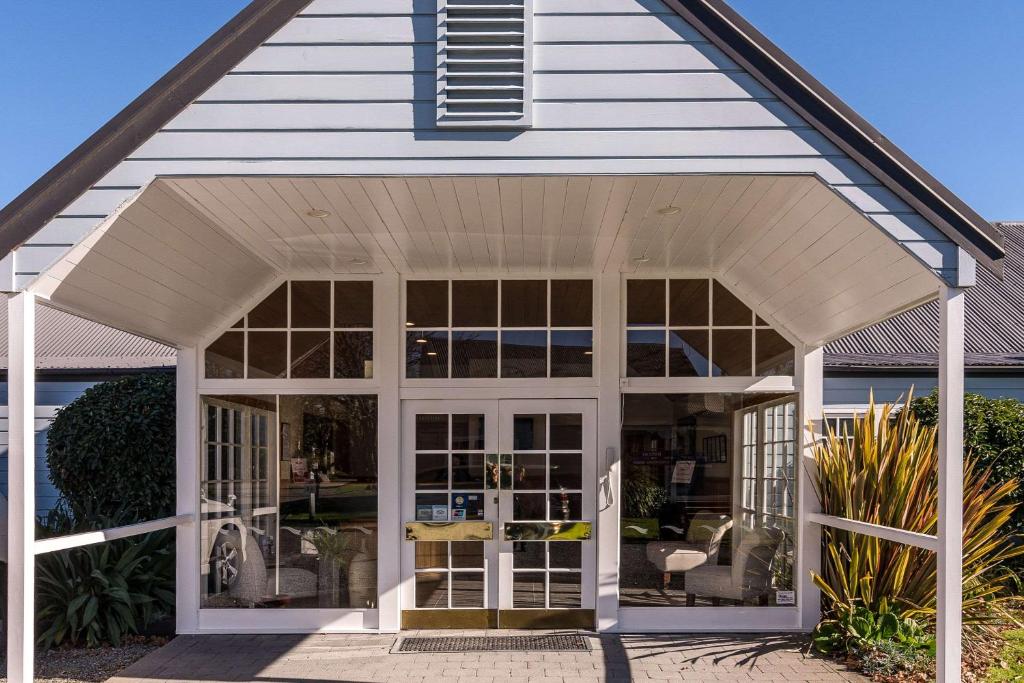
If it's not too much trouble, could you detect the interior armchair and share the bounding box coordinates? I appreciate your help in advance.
[684,526,784,606]
[645,511,733,590]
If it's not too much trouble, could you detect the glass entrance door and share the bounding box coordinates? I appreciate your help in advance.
[401,399,596,628]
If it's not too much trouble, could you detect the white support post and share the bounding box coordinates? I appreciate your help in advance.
[376,273,401,631]
[796,345,823,631]
[937,285,965,683]
[175,347,200,633]
[7,292,35,682]
[595,272,621,631]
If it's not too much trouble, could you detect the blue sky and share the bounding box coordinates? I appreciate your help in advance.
[1,1,1021,219]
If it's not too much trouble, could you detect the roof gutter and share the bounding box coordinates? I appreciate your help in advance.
[664,0,1005,275]
[0,0,313,258]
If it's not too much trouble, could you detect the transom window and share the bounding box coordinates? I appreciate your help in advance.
[625,278,794,378]
[405,279,593,379]
[205,280,373,379]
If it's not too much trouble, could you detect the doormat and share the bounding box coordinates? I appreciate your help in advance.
[396,634,591,653]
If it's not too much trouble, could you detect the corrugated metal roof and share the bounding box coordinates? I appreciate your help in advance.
[0,305,175,370]
[826,222,1024,369]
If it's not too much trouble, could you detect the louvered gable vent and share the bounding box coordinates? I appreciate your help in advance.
[437,0,533,128]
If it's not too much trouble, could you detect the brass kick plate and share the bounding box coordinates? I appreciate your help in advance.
[503,521,592,541]
[405,521,493,541]
[401,609,595,630]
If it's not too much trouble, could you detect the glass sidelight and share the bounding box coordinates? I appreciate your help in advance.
[401,399,596,626]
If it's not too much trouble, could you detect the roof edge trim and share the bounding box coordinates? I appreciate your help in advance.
[0,0,313,257]
[665,0,1004,274]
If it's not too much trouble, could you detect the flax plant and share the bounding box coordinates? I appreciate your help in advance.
[811,392,1023,626]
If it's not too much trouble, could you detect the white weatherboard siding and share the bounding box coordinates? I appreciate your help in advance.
[825,374,1024,407]
[13,0,963,291]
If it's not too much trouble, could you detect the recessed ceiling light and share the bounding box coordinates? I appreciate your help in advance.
[657,205,681,215]
[634,256,651,263]
[416,338,428,344]
[348,258,368,265]
[427,351,438,356]
[405,321,415,327]
[306,209,330,218]
[584,350,593,355]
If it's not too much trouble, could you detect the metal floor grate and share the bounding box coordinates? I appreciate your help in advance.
[397,634,591,653]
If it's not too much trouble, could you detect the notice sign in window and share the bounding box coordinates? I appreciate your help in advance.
[452,493,484,520]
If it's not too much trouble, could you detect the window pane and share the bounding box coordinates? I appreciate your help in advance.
[513,453,546,490]
[550,492,582,520]
[406,331,448,378]
[669,279,709,326]
[416,572,448,608]
[712,329,752,376]
[334,331,373,379]
[452,280,497,327]
[406,280,448,328]
[416,453,449,490]
[452,414,485,451]
[206,331,244,378]
[513,493,547,519]
[452,541,484,568]
[549,573,582,608]
[549,453,582,490]
[290,331,330,378]
[452,453,485,490]
[249,283,287,328]
[416,541,447,569]
[550,414,582,450]
[247,331,287,378]
[451,572,485,608]
[550,280,593,327]
[712,281,752,326]
[416,414,448,450]
[290,280,330,328]
[513,414,546,450]
[756,329,795,376]
[452,331,497,378]
[513,572,546,608]
[627,279,665,326]
[512,541,545,569]
[669,329,710,377]
[501,330,547,378]
[626,329,665,377]
[335,281,373,328]
[501,280,547,327]
[550,541,581,569]
[550,330,592,378]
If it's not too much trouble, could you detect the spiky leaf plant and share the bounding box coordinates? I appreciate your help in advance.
[811,393,1023,628]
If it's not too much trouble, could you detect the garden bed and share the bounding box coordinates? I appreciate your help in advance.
[0,637,165,682]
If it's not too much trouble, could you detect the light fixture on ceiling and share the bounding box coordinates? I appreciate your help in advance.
[633,255,651,263]
[416,337,428,344]
[306,209,330,218]
[348,257,368,265]
[427,351,438,356]
[584,350,593,356]
[406,321,415,327]
[657,205,681,215]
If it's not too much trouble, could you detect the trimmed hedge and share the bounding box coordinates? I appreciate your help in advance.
[46,374,176,521]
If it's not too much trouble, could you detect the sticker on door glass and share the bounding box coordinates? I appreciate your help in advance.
[452,493,483,520]
[775,590,795,605]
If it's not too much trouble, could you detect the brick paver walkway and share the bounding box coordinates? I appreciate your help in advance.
[109,631,866,682]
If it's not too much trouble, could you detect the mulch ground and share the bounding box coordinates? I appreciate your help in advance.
[0,637,165,683]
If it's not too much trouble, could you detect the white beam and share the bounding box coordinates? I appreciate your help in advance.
[807,513,938,552]
[7,292,35,682]
[937,285,965,682]
[796,344,823,631]
[34,514,195,555]
[595,271,621,631]
[376,273,401,630]
[176,347,200,633]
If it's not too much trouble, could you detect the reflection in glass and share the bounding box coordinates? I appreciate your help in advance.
[512,541,546,569]
[249,283,287,328]
[618,393,796,608]
[550,280,593,327]
[206,331,244,378]
[452,280,498,327]
[290,331,330,378]
[291,281,330,328]
[406,331,448,378]
[550,414,582,450]
[452,331,497,378]
[669,279,709,326]
[626,329,665,377]
[627,279,665,326]
[550,330,592,377]
[549,541,582,569]
[549,573,582,608]
[669,329,709,377]
[415,541,447,569]
[452,414,485,450]
[451,541,484,568]
[711,329,752,376]
[513,572,546,608]
[501,330,547,378]
[452,453,485,489]
[513,414,546,450]
[406,280,448,327]
[416,572,448,608]
[549,453,582,490]
[334,281,373,328]
[756,329,795,376]
[513,493,547,520]
[247,331,287,378]
[514,453,546,490]
[550,492,582,520]
[713,280,752,326]
[416,414,448,451]
[501,280,547,327]
[451,572,485,608]
[334,331,373,379]
[416,453,448,489]
[200,395,378,610]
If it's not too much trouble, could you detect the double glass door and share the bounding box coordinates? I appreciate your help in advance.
[401,399,596,628]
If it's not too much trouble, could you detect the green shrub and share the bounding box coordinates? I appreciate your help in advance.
[46,374,176,521]
[812,395,1023,626]
[910,390,1024,542]
[36,510,174,648]
[859,639,935,678]
[622,474,667,518]
[813,599,933,655]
